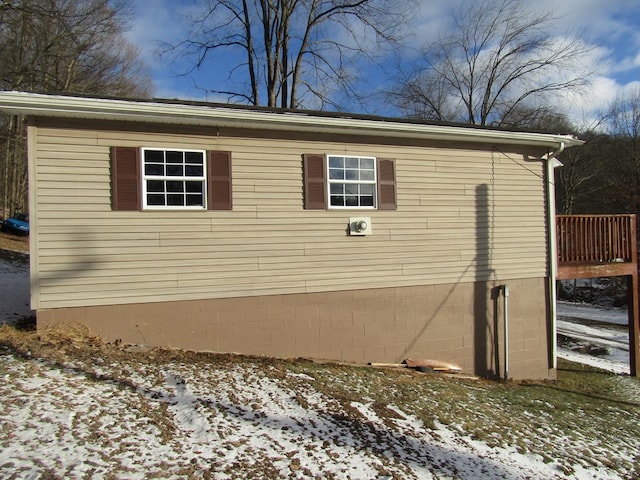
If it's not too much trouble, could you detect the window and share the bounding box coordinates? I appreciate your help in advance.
[303,153,396,210]
[110,147,232,211]
[328,155,376,208]
[142,148,206,209]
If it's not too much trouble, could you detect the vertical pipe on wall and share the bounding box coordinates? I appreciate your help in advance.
[546,143,565,370]
[503,284,509,381]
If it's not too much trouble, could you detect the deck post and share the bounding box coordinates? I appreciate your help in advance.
[627,273,639,377]
[629,216,640,377]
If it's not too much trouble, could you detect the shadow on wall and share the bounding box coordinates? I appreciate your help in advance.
[400,183,501,379]
[30,231,104,322]
[474,183,500,379]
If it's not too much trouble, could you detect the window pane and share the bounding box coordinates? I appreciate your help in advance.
[361,195,374,207]
[360,184,374,195]
[145,164,163,176]
[185,151,203,164]
[145,150,163,162]
[186,181,203,193]
[330,183,344,195]
[329,157,344,168]
[167,194,184,206]
[330,195,344,206]
[185,165,203,176]
[166,165,183,176]
[166,181,184,192]
[186,194,203,206]
[147,180,164,192]
[345,184,359,195]
[360,170,375,181]
[166,151,183,163]
[345,157,359,168]
[345,196,358,206]
[345,169,359,180]
[361,158,374,169]
[329,169,344,180]
[147,194,165,205]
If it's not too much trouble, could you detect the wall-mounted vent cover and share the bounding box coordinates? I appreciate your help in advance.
[349,217,372,236]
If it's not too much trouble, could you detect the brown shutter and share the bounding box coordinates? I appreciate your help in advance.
[110,146,141,211]
[303,153,326,209]
[377,158,397,210]
[207,150,232,210]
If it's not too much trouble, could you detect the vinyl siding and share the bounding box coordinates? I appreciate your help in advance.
[30,125,548,309]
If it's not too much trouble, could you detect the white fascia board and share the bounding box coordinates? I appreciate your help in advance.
[0,91,584,149]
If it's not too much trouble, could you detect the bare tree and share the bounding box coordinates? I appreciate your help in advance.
[601,87,640,214]
[166,0,412,109]
[390,0,593,127]
[0,0,152,96]
[555,132,609,215]
[555,89,640,216]
[0,0,154,218]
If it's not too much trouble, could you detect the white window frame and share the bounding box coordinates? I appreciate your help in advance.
[141,147,207,210]
[327,154,377,209]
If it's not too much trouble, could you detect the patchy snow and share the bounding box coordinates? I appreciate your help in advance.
[556,301,631,375]
[2,351,636,479]
[557,301,628,326]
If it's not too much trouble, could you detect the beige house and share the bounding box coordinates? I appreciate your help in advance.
[0,91,582,379]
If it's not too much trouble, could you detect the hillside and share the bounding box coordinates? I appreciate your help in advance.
[0,327,638,479]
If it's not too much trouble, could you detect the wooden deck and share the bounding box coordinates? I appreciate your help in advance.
[556,214,639,376]
[556,215,637,279]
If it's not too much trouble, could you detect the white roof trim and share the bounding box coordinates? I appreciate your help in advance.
[0,91,583,149]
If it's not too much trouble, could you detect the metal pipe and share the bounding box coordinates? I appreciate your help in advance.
[503,284,509,381]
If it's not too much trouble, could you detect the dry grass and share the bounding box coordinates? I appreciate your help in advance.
[0,231,28,253]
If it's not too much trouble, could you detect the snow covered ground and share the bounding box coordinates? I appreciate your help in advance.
[557,301,631,375]
[0,355,563,479]
[1,343,638,479]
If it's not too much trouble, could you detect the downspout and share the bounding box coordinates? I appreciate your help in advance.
[503,284,509,381]
[545,142,565,370]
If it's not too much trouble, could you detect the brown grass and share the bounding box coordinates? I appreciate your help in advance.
[0,231,28,253]
[0,322,103,363]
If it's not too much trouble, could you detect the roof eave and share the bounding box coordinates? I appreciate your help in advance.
[0,91,584,149]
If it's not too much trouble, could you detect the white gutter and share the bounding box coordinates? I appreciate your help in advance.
[0,91,583,149]
[545,142,565,371]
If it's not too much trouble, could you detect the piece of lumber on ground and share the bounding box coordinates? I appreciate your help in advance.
[369,362,408,368]
[404,358,462,371]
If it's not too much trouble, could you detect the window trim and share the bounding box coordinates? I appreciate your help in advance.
[141,147,208,210]
[326,154,377,210]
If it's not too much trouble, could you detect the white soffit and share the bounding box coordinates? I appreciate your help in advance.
[0,91,583,149]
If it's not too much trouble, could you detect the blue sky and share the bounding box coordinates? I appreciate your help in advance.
[127,0,640,129]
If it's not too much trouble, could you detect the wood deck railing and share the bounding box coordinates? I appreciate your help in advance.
[555,214,639,377]
[556,214,636,265]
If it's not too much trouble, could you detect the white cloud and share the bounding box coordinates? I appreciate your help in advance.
[126,1,187,63]
[403,0,640,129]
